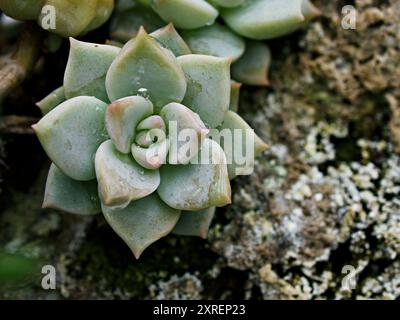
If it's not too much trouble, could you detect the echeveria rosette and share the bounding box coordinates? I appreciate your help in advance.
[0,0,115,37]
[33,27,267,259]
[111,0,319,87]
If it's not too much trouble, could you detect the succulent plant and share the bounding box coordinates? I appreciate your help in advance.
[110,0,319,86]
[33,26,267,258]
[0,0,115,37]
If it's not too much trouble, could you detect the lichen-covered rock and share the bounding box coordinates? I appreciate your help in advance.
[148,272,204,300]
[208,0,400,300]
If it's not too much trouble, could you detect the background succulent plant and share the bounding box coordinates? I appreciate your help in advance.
[110,0,319,86]
[33,26,267,258]
[0,0,115,37]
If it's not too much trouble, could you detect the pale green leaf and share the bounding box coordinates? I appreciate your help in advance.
[160,102,208,165]
[181,22,245,62]
[151,23,192,57]
[43,163,100,215]
[131,139,169,170]
[64,38,120,102]
[173,207,215,238]
[232,40,271,86]
[151,0,218,29]
[217,111,268,179]
[33,96,108,181]
[102,193,181,259]
[36,86,66,115]
[178,54,231,128]
[158,139,231,211]
[221,0,318,40]
[105,96,154,154]
[229,81,241,112]
[95,140,160,208]
[106,27,187,112]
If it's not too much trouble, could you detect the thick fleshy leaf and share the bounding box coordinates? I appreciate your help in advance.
[95,140,160,208]
[172,207,215,238]
[217,111,268,179]
[36,86,66,115]
[83,0,115,33]
[38,0,98,37]
[33,96,108,181]
[43,163,100,215]
[229,81,241,112]
[105,96,154,153]
[181,23,245,62]
[102,193,181,259]
[106,27,187,111]
[209,0,246,8]
[160,102,208,165]
[151,0,218,30]
[178,54,231,128]
[221,0,319,40]
[131,139,169,170]
[150,23,191,57]
[137,115,166,131]
[0,0,43,20]
[158,139,231,211]
[110,5,164,42]
[64,39,120,102]
[231,41,271,86]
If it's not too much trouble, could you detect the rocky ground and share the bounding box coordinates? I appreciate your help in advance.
[0,0,399,299]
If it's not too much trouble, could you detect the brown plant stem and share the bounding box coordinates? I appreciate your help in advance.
[0,23,43,103]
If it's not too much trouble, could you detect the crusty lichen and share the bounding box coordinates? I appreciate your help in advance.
[209,0,400,300]
[148,272,203,300]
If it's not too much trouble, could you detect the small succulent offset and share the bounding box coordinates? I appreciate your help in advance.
[33,26,267,258]
[111,0,319,86]
[0,0,115,37]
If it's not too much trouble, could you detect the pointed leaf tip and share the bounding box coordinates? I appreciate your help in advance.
[64,38,120,102]
[102,193,181,259]
[150,23,192,56]
[33,96,108,181]
[106,26,187,111]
